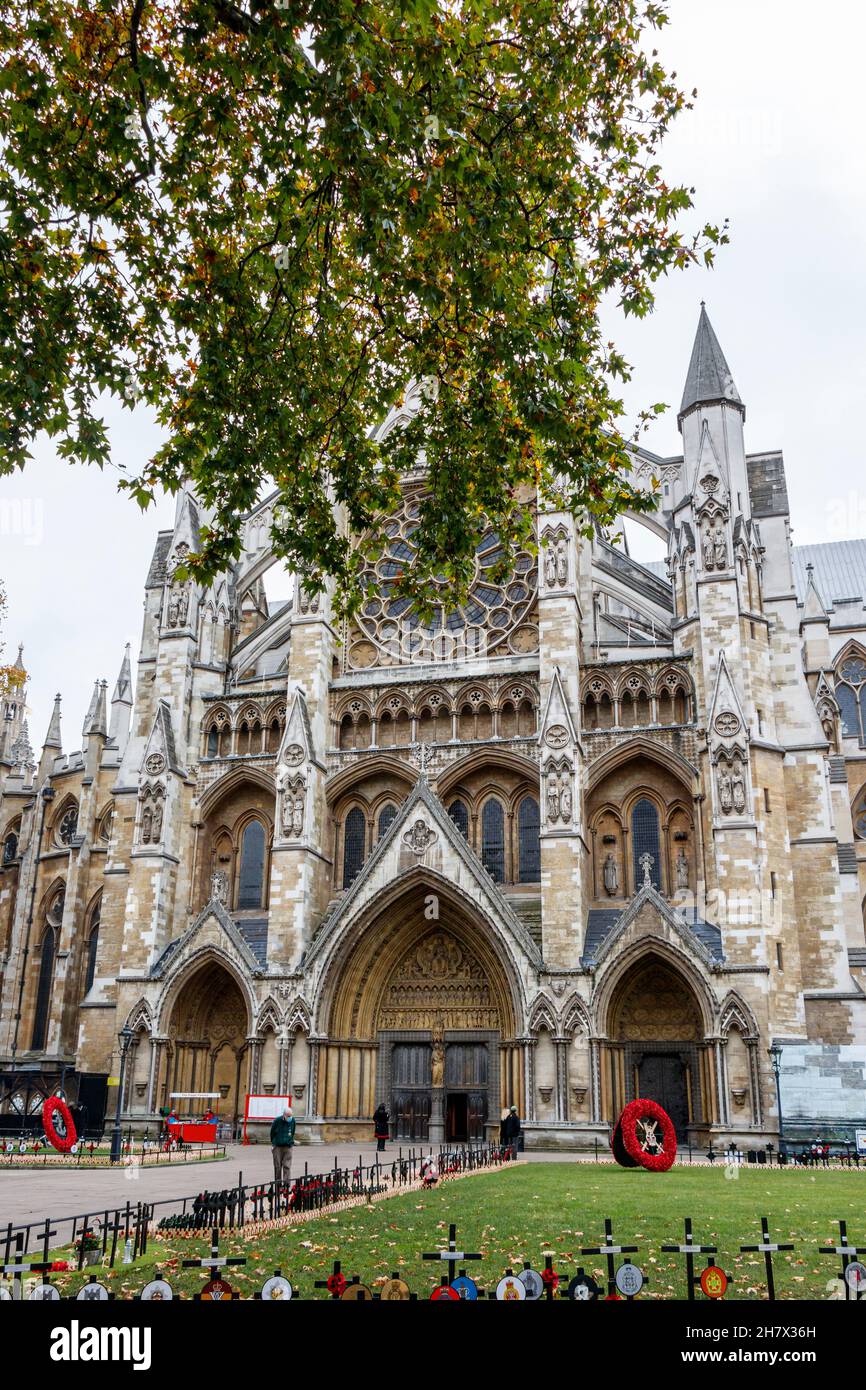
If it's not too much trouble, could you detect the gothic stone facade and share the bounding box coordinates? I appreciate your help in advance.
[2,309,865,1148]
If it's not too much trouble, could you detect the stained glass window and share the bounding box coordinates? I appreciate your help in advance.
[377,803,398,840]
[518,795,541,882]
[238,819,266,909]
[57,805,78,845]
[84,905,100,995]
[343,807,366,888]
[837,655,866,741]
[31,927,56,1051]
[631,798,661,890]
[448,800,469,839]
[481,799,506,883]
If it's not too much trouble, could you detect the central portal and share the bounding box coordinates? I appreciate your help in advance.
[390,1038,490,1141]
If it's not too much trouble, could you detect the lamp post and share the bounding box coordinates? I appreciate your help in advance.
[769,1043,786,1160]
[110,1025,134,1163]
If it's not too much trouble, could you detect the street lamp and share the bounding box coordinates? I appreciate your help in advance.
[109,1024,134,1164]
[768,1043,786,1160]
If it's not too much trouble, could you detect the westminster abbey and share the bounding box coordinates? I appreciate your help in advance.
[1,306,864,1148]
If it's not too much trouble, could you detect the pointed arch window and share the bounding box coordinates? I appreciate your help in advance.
[518,795,541,882]
[31,927,56,1051]
[237,819,267,909]
[84,900,100,995]
[448,800,469,839]
[481,798,506,883]
[377,803,398,841]
[343,807,366,888]
[631,798,661,891]
[3,830,18,864]
[206,727,219,757]
[837,655,866,741]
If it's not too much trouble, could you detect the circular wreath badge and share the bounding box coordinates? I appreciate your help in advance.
[611,1099,676,1172]
[42,1096,77,1154]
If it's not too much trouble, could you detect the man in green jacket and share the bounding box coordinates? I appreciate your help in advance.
[270,1107,295,1189]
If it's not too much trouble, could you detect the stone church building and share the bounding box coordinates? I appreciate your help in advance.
[1,307,865,1148]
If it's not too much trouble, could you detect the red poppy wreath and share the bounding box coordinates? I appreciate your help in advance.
[611,1098,676,1172]
[42,1095,77,1154]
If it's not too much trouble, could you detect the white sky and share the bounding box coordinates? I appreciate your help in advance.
[2,0,865,743]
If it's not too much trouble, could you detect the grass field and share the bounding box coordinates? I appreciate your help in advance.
[37,1162,866,1300]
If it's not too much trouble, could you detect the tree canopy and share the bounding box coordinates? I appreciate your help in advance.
[0,0,725,613]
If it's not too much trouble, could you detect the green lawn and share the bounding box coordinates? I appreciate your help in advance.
[39,1163,866,1300]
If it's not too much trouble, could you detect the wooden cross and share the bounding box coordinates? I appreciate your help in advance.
[314,1259,370,1299]
[739,1215,794,1301]
[662,1217,718,1300]
[422,1223,483,1286]
[581,1217,638,1294]
[1,1232,52,1299]
[817,1219,866,1301]
[181,1227,246,1281]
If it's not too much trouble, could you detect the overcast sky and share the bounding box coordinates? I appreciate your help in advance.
[2,0,865,744]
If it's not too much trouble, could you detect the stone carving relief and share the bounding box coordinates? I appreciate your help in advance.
[545,759,573,825]
[211,869,229,905]
[402,818,438,855]
[165,543,192,629]
[543,530,570,589]
[713,711,740,738]
[701,519,728,572]
[715,750,749,817]
[377,932,498,1031]
[138,782,165,845]
[279,776,306,839]
[297,585,320,616]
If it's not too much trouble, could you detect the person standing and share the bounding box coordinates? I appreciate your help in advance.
[373,1103,390,1152]
[504,1104,521,1155]
[270,1107,295,1190]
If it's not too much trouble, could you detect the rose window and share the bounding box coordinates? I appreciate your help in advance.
[350,495,538,667]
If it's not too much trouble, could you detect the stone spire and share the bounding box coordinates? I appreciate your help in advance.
[679,303,744,425]
[108,644,134,755]
[9,721,34,772]
[82,679,108,739]
[43,693,62,750]
[38,692,62,779]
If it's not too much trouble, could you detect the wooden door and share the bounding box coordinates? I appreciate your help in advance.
[638,1054,689,1140]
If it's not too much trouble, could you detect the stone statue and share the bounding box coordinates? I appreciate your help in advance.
[167,589,180,628]
[141,806,152,844]
[151,800,163,841]
[291,790,304,836]
[731,759,747,814]
[559,778,572,823]
[603,852,618,896]
[281,792,294,837]
[546,776,560,824]
[702,525,715,571]
[676,848,689,889]
[177,584,190,626]
[718,765,733,814]
[714,526,727,570]
[211,869,229,904]
[431,1041,445,1089]
[544,546,557,588]
[555,539,568,585]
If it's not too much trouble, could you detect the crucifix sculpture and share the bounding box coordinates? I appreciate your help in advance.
[639,853,655,888]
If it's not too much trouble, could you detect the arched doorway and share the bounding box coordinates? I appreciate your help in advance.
[318,883,521,1143]
[164,961,250,1126]
[604,956,708,1140]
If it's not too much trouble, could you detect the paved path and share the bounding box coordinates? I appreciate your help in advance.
[0,1141,593,1234]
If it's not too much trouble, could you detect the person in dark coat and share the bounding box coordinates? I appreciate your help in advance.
[504,1105,521,1154]
[499,1107,510,1146]
[373,1103,390,1151]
